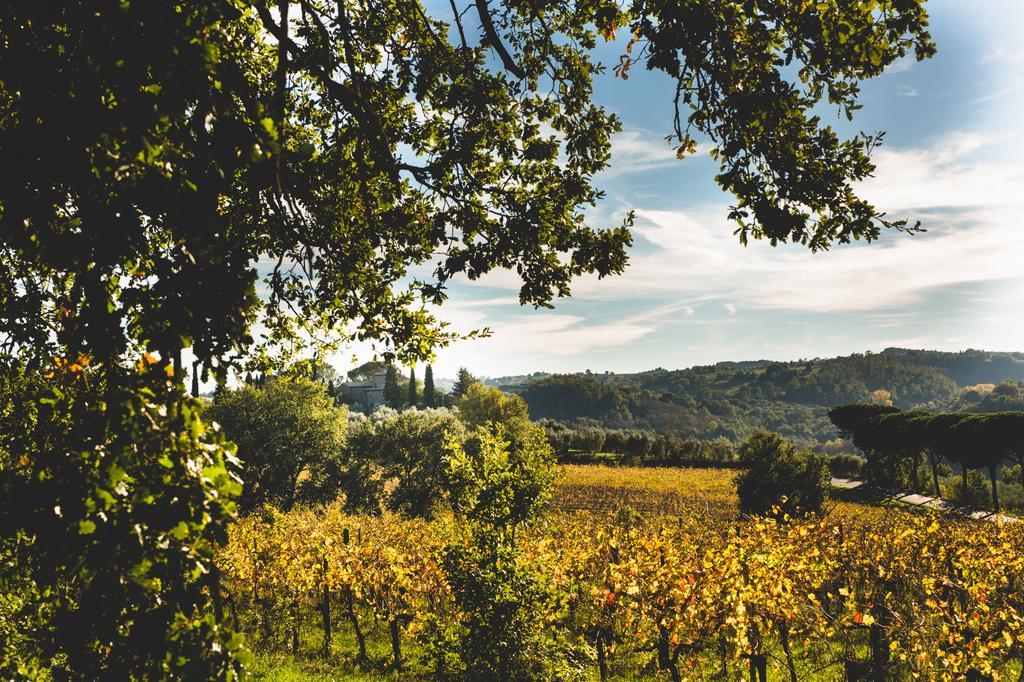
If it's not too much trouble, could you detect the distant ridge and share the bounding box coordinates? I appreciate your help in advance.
[483,348,1024,446]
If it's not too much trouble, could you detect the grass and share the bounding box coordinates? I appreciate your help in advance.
[249,619,423,681]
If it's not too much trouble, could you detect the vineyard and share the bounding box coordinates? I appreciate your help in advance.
[220,467,1024,681]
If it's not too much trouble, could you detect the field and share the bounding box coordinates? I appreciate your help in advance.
[231,465,1024,681]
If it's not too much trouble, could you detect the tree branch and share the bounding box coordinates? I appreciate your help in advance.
[474,0,525,79]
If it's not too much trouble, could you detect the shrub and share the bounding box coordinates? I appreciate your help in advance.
[828,453,866,479]
[735,431,830,517]
[440,425,577,680]
[346,407,466,517]
[952,470,989,508]
[206,377,347,512]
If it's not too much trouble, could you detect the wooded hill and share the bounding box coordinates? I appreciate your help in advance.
[488,349,1024,446]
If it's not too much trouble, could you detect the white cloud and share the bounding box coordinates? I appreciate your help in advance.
[885,55,915,74]
[460,131,1024,317]
[598,129,705,178]
[857,131,1023,211]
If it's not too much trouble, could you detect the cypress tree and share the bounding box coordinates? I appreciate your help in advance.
[408,367,418,407]
[384,364,402,407]
[424,365,436,407]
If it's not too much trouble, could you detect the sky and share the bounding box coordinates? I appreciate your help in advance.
[336,1,1024,380]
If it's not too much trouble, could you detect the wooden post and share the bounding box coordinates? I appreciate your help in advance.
[321,556,331,655]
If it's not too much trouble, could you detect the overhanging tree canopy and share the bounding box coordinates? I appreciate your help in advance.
[1,0,935,675]
[1,0,935,373]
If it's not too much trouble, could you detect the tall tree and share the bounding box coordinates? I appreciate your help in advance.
[384,364,403,407]
[424,364,436,408]
[408,366,418,407]
[452,368,480,401]
[0,0,933,674]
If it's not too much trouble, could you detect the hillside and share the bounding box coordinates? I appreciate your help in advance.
[492,348,1024,445]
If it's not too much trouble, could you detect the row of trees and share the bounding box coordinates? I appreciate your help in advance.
[828,405,1024,512]
[203,372,530,517]
[541,420,737,465]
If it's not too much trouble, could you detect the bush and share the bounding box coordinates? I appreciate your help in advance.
[1002,463,1022,488]
[828,453,866,479]
[735,431,830,517]
[440,425,577,680]
[952,470,990,508]
[346,406,466,517]
[206,377,348,512]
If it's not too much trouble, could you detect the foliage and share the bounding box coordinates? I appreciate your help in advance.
[511,348,1006,450]
[540,420,738,466]
[347,407,466,517]
[734,431,830,517]
[219,473,1024,682]
[959,380,1024,413]
[441,424,566,680]
[827,453,866,480]
[830,405,1024,512]
[206,377,348,512]
[457,383,530,435]
[450,368,479,402]
[952,470,990,509]
[347,361,388,382]
[519,374,631,423]
[407,367,418,407]
[0,358,244,679]
[384,365,403,408]
[423,365,437,408]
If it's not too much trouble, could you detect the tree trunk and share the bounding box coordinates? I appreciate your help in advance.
[345,590,366,663]
[929,452,941,498]
[719,634,729,678]
[656,623,680,682]
[596,630,608,682]
[389,618,403,671]
[748,654,767,682]
[779,624,798,682]
[209,565,223,624]
[988,465,1000,513]
[962,464,969,502]
[226,591,240,631]
[291,597,300,654]
[869,617,888,682]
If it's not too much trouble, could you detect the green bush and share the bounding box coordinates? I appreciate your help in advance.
[828,453,866,479]
[439,425,580,680]
[952,470,990,508]
[347,407,466,517]
[206,377,348,512]
[735,431,830,517]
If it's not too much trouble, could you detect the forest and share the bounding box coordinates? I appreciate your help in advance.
[502,349,1024,447]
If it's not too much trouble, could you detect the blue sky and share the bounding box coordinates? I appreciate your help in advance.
[339,1,1024,380]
